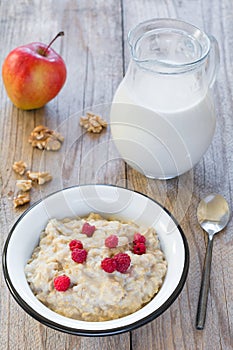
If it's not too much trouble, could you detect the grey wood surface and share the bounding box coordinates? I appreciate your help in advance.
[0,1,232,349]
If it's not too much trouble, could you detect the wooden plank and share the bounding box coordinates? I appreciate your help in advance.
[0,1,130,349]
[121,0,233,349]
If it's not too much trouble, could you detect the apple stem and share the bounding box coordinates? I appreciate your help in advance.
[42,31,64,56]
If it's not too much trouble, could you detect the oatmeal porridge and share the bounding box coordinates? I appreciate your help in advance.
[25,213,167,321]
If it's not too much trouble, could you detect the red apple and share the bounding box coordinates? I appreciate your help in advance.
[2,32,67,110]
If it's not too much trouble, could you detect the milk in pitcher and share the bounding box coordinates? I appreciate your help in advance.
[111,70,216,179]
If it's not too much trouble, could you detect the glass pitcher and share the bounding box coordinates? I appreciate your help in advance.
[110,18,219,179]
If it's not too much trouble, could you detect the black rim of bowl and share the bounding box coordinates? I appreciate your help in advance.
[2,184,189,337]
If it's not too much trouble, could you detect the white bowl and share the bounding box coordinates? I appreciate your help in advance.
[2,185,189,336]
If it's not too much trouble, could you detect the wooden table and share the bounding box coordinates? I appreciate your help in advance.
[1,1,232,349]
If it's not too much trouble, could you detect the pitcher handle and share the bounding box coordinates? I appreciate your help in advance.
[208,35,220,88]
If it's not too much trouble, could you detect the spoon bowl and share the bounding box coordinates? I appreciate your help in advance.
[196,193,230,329]
[197,193,230,235]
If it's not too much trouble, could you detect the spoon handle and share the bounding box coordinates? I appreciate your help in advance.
[196,236,214,329]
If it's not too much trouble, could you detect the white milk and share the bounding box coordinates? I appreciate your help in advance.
[110,74,216,179]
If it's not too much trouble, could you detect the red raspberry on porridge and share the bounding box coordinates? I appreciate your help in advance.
[114,253,131,273]
[81,222,96,236]
[69,239,83,251]
[54,275,70,292]
[133,233,146,244]
[71,248,87,263]
[105,234,118,248]
[133,242,146,255]
[101,257,117,273]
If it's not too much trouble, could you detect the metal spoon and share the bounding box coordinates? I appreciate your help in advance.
[196,193,230,330]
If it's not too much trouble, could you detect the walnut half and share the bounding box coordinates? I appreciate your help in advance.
[80,112,107,133]
[27,171,53,185]
[28,125,64,151]
[13,192,30,208]
[12,161,27,175]
[16,179,32,192]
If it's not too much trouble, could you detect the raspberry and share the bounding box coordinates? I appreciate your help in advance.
[101,257,117,273]
[71,248,87,263]
[133,233,146,244]
[105,235,118,248]
[114,253,131,273]
[54,275,70,292]
[82,222,96,237]
[133,242,146,255]
[69,239,83,251]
